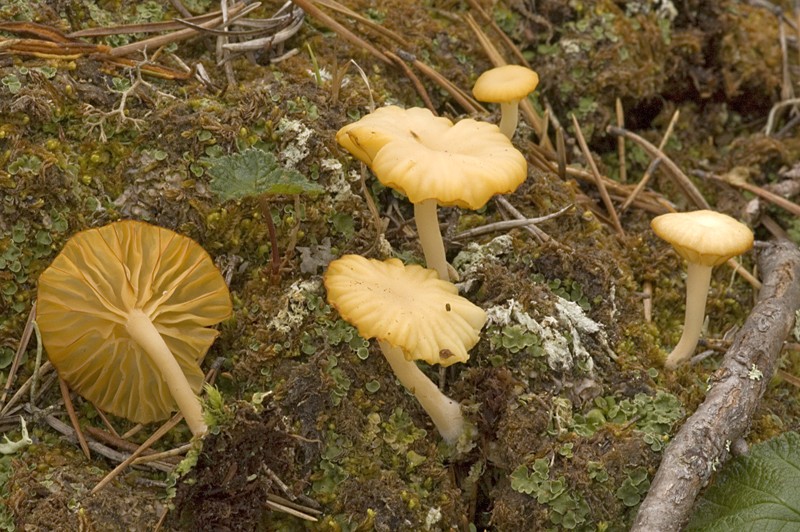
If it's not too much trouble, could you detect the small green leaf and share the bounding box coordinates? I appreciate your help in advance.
[205,148,324,201]
[687,431,800,531]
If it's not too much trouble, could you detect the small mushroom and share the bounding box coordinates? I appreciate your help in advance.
[37,220,233,436]
[472,65,540,139]
[651,210,754,369]
[324,255,487,442]
[336,106,527,280]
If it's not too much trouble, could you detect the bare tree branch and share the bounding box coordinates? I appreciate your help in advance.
[632,240,800,531]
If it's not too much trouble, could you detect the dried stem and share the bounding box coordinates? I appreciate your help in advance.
[572,115,624,236]
[606,125,709,210]
[59,376,91,460]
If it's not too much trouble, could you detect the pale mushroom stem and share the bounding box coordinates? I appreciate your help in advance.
[498,101,520,140]
[378,340,464,443]
[414,199,449,281]
[664,262,714,370]
[126,309,208,436]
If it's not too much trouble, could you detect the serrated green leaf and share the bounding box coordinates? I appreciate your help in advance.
[687,431,800,531]
[204,148,324,200]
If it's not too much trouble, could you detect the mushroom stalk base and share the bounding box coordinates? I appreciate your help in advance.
[126,309,208,436]
[378,340,464,443]
[664,262,713,370]
[414,199,449,281]
[499,101,520,140]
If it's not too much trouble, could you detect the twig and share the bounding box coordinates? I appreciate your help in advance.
[463,0,530,68]
[777,369,800,387]
[606,126,709,210]
[572,115,624,236]
[290,0,390,64]
[314,0,411,48]
[726,257,762,290]
[132,443,192,465]
[93,407,121,439]
[454,204,573,239]
[59,377,91,460]
[556,126,567,181]
[0,362,52,417]
[697,168,800,218]
[621,110,680,211]
[494,196,555,245]
[91,412,184,494]
[26,405,175,473]
[615,98,627,183]
[632,240,800,531]
[0,306,35,411]
[91,359,223,494]
[765,97,800,135]
[29,321,43,404]
[760,214,789,240]
[385,50,436,113]
[265,496,319,522]
[406,54,484,114]
[109,2,252,57]
[358,162,385,255]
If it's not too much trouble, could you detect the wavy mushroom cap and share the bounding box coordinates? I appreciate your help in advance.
[324,255,487,366]
[336,106,527,209]
[37,220,232,424]
[472,65,540,103]
[651,210,754,267]
[336,106,454,165]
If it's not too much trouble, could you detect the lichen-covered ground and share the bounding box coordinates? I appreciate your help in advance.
[2,0,800,530]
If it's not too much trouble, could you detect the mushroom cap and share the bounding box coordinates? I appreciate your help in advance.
[336,106,454,165]
[37,220,232,424]
[472,65,540,103]
[324,255,487,366]
[651,210,754,266]
[337,106,527,209]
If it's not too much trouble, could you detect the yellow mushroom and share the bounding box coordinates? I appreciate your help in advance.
[651,210,754,370]
[336,106,527,280]
[37,220,232,436]
[472,65,540,139]
[324,255,486,442]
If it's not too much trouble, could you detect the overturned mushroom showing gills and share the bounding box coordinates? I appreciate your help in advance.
[651,210,754,370]
[324,255,487,442]
[472,65,540,139]
[336,106,527,280]
[37,220,233,437]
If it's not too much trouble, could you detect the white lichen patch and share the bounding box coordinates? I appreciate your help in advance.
[276,117,314,169]
[268,279,323,334]
[486,296,614,372]
[424,507,442,529]
[0,416,32,455]
[748,364,763,381]
[320,158,358,205]
[452,235,513,292]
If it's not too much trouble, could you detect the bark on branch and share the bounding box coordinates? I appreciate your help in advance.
[632,240,800,531]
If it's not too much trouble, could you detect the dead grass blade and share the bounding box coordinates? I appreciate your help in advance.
[606,125,710,210]
[291,0,390,64]
[621,109,680,211]
[572,115,624,236]
[59,376,91,460]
